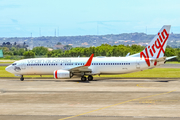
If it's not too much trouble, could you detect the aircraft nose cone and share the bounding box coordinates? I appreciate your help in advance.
[5,66,12,73]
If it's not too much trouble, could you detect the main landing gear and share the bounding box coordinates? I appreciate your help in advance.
[20,75,24,81]
[88,75,93,81]
[81,75,93,81]
[81,76,87,81]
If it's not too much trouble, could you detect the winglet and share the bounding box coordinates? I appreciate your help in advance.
[84,54,94,66]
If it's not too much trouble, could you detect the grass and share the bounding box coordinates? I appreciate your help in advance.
[0,62,14,64]
[166,61,180,64]
[96,68,180,78]
[1,66,180,78]
[0,60,16,64]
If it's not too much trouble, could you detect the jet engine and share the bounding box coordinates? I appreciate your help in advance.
[54,70,71,79]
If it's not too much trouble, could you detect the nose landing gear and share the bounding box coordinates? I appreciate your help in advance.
[20,75,24,81]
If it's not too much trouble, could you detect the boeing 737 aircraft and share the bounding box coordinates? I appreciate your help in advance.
[6,25,176,81]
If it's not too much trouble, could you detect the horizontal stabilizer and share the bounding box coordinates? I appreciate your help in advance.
[151,57,166,62]
[166,56,177,61]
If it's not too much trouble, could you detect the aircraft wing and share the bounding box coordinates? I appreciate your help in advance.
[66,54,94,73]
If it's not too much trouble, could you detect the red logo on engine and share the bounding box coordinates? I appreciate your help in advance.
[140,29,169,66]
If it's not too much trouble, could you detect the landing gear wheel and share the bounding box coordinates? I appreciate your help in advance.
[20,75,24,81]
[81,76,87,82]
[88,75,93,81]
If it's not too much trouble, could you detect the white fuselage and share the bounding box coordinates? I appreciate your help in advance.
[5,57,159,76]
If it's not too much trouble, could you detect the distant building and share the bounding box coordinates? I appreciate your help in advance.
[54,45,65,49]
[47,48,53,51]
[81,42,88,46]
[0,50,3,58]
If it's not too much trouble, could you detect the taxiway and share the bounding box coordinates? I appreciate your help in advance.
[0,78,179,120]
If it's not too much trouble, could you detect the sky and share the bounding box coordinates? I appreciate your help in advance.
[0,0,180,37]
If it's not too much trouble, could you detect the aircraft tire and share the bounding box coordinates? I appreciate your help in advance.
[81,76,86,81]
[88,75,93,81]
[20,77,24,81]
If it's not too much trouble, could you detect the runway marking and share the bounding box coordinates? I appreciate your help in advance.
[58,90,176,120]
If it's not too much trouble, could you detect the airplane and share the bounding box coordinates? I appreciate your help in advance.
[5,25,176,81]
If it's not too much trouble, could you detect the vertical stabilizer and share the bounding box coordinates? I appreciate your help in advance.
[140,25,171,66]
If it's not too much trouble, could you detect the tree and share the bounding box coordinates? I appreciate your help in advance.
[23,51,35,58]
[177,51,180,62]
[63,45,72,50]
[46,49,63,57]
[14,42,17,46]
[32,46,48,56]
[6,42,11,45]
[57,42,62,45]
[2,42,6,46]
[165,47,176,57]
[18,48,25,56]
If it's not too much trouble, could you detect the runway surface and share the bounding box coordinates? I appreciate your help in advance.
[0,78,180,120]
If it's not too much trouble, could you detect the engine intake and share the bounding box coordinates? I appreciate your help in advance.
[54,70,71,79]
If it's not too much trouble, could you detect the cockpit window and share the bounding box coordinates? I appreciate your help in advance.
[12,63,17,66]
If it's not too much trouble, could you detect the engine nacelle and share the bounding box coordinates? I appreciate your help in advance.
[54,70,71,79]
